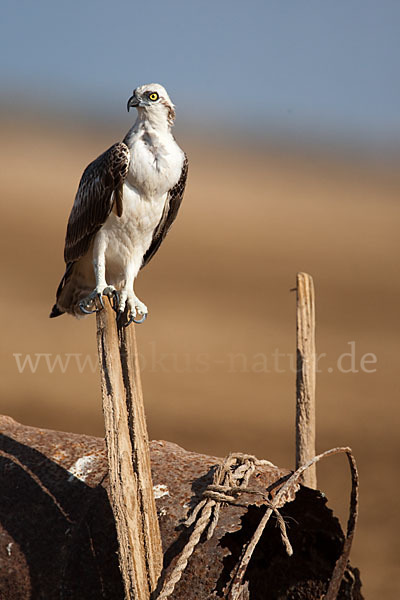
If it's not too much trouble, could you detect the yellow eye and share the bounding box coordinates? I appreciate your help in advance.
[149,92,159,101]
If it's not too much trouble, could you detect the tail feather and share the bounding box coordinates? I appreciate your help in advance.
[49,304,64,318]
[49,262,74,319]
[50,260,94,318]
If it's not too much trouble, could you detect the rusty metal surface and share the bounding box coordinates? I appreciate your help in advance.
[0,416,363,599]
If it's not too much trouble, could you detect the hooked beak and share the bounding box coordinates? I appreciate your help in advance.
[127,94,140,111]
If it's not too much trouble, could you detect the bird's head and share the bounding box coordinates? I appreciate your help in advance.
[127,83,176,126]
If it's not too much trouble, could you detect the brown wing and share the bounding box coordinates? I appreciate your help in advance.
[141,154,188,269]
[64,142,130,263]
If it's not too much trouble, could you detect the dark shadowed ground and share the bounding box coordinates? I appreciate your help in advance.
[1,114,399,598]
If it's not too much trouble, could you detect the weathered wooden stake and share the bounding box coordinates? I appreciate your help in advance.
[295,272,317,488]
[96,302,163,599]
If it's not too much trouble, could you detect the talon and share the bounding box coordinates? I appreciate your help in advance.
[97,294,105,310]
[132,313,147,325]
[79,301,97,315]
[123,313,135,327]
[107,295,113,308]
[78,290,106,315]
[123,311,147,326]
[111,290,120,312]
[123,313,146,327]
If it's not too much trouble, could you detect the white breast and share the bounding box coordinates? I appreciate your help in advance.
[99,127,184,286]
[100,185,166,284]
[126,126,184,197]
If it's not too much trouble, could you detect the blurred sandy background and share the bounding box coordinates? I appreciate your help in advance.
[1,1,400,597]
[1,113,399,598]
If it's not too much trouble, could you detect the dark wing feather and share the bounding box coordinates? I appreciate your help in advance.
[64,142,130,263]
[141,154,188,269]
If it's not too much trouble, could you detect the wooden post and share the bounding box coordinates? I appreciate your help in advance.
[295,272,317,488]
[96,302,163,599]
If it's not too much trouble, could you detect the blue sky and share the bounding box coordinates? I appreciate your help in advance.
[2,0,399,145]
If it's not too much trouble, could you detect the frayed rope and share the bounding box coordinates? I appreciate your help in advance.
[155,447,359,600]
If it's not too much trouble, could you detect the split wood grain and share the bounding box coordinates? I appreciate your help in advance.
[295,272,317,489]
[96,302,163,599]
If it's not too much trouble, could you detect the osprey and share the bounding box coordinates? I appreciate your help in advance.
[50,83,188,325]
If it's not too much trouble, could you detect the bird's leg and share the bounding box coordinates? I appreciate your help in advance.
[79,235,118,314]
[116,262,148,326]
